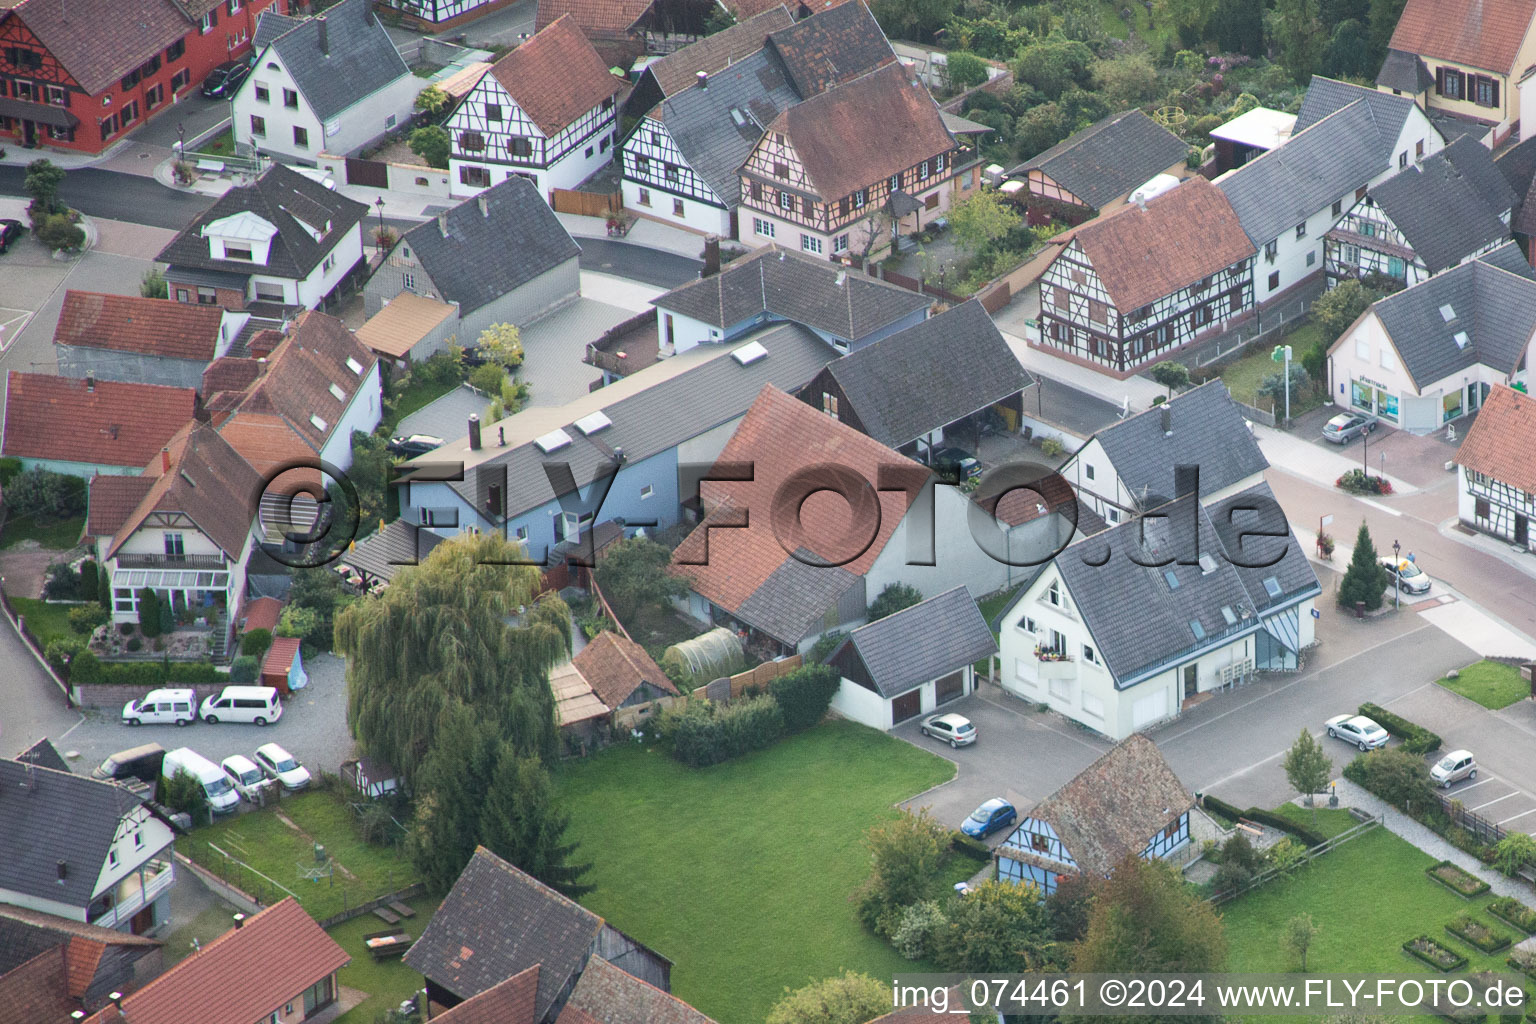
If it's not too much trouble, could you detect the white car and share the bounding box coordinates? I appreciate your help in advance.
[1431,750,1478,787]
[122,688,196,727]
[253,743,311,791]
[220,754,273,802]
[1325,714,1390,751]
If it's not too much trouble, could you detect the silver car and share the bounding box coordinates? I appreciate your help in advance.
[1380,558,1431,595]
[1431,749,1477,787]
[1323,411,1376,443]
[920,713,977,748]
[1325,714,1391,751]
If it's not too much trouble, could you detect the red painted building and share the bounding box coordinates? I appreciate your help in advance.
[0,0,284,155]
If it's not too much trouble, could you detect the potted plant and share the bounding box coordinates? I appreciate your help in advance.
[1317,533,1335,559]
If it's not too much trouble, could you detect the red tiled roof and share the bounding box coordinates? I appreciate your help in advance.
[555,956,718,1024]
[0,948,75,1024]
[571,630,677,707]
[534,0,651,36]
[86,475,156,538]
[433,965,540,1024]
[263,637,300,674]
[61,937,105,998]
[201,357,264,400]
[767,63,952,201]
[489,15,623,137]
[1455,383,1536,493]
[1388,0,1536,75]
[1063,176,1256,314]
[241,596,284,633]
[55,291,225,361]
[2,371,198,468]
[7,0,194,96]
[93,899,348,1024]
[671,385,925,615]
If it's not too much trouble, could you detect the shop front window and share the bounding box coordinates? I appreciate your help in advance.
[1442,391,1462,422]
[1351,380,1374,412]
[1379,391,1398,421]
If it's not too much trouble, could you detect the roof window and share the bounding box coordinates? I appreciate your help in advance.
[328,383,345,401]
[1438,304,1456,322]
[535,428,573,453]
[310,414,328,431]
[1190,619,1206,640]
[732,340,768,365]
[574,411,612,435]
[1163,569,1180,590]
[1453,331,1469,349]
[346,357,363,374]
[1263,576,1282,598]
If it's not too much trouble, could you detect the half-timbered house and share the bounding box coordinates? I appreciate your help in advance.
[737,62,957,258]
[1006,109,1190,227]
[996,736,1192,895]
[373,0,512,32]
[1455,384,1536,554]
[1324,135,1515,290]
[623,5,793,118]
[531,0,651,68]
[0,0,283,155]
[1327,242,1536,432]
[1035,176,1255,377]
[446,15,623,200]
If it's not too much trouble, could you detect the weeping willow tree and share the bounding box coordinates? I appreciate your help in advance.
[336,532,569,792]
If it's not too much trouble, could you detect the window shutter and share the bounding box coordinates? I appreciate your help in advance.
[801,196,812,218]
[1454,69,1466,97]
[839,197,848,217]
[751,180,761,201]
[1491,77,1500,107]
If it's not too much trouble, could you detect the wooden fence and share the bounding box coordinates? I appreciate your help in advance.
[1439,794,1507,847]
[1207,814,1380,905]
[715,655,803,699]
[551,188,622,218]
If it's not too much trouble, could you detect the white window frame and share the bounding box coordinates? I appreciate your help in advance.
[800,233,823,254]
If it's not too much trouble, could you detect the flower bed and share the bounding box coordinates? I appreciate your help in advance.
[1403,934,1468,972]
[1426,861,1491,898]
[1488,897,1536,934]
[1336,469,1394,495]
[1446,913,1514,953]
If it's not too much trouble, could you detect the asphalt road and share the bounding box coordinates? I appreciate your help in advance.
[0,165,215,230]
[575,237,701,289]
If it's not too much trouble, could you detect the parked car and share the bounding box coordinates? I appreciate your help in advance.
[90,742,165,784]
[200,59,251,98]
[201,685,283,725]
[254,742,311,791]
[123,688,197,727]
[1325,714,1390,750]
[961,798,1016,838]
[221,754,273,802]
[1322,411,1376,444]
[920,712,977,748]
[1431,749,1477,787]
[1380,557,1431,595]
[387,433,445,458]
[162,747,240,814]
[929,446,981,484]
[0,219,23,253]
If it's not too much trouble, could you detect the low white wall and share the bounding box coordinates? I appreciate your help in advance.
[830,679,892,731]
[316,153,454,200]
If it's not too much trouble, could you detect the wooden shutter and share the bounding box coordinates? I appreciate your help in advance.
[1490,77,1500,107]
[801,196,812,218]
[839,197,848,217]
[1435,66,1445,94]
[751,180,761,201]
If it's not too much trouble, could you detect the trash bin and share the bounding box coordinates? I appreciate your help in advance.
[1354,601,1365,619]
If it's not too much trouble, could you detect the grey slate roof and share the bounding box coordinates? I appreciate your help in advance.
[817,299,1033,448]
[1292,76,1417,137]
[1221,84,1410,246]
[403,847,600,1016]
[1428,109,1490,147]
[1005,735,1191,876]
[343,518,446,583]
[1376,48,1434,93]
[397,176,581,318]
[254,0,410,122]
[1087,380,1268,509]
[15,738,70,773]
[1477,240,1536,280]
[443,323,832,519]
[155,164,369,281]
[655,244,931,338]
[1366,137,1513,273]
[736,553,860,644]
[837,586,996,698]
[1008,109,1189,209]
[1369,252,1536,388]
[653,46,802,208]
[1206,480,1318,616]
[0,759,143,909]
[764,0,895,99]
[1056,491,1319,685]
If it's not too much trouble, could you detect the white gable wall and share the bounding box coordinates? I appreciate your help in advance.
[447,74,618,200]
[236,50,325,165]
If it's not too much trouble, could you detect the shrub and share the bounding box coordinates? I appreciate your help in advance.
[853,807,952,938]
[1040,436,1065,457]
[1336,469,1393,495]
[158,599,174,636]
[137,589,162,638]
[807,629,847,664]
[951,832,993,862]
[1426,861,1491,898]
[126,636,143,652]
[1509,948,1536,979]
[44,636,85,674]
[240,628,273,660]
[35,210,84,251]
[1447,913,1514,953]
[78,560,98,597]
[1359,702,1442,754]
[43,562,83,600]
[68,649,101,683]
[661,694,784,767]
[1404,934,1468,972]
[1488,897,1536,934]
[468,362,507,395]
[1344,747,1438,809]
[68,603,108,636]
[6,466,87,520]
[229,655,259,683]
[1240,807,1327,848]
[769,663,840,732]
[867,582,922,621]
[0,456,22,486]
[892,899,947,960]
[1493,832,1536,877]
[1212,859,1254,896]
[407,125,450,168]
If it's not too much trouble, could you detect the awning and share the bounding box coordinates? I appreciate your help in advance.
[941,110,993,136]
[164,264,251,290]
[889,190,923,217]
[0,97,80,129]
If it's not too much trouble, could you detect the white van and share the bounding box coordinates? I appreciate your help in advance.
[200,685,283,726]
[122,688,197,727]
[162,747,240,815]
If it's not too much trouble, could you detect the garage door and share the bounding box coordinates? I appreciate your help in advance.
[1131,689,1167,730]
[935,671,964,704]
[892,689,922,724]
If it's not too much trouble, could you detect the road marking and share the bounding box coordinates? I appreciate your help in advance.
[1498,807,1536,825]
[1470,792,1520,811]
[1447,777,1494,794]
[1359,498,1402,517]
[0,307,33,353]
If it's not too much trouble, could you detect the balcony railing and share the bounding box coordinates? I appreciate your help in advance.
[115,553,226,570]
[90,857,175,929]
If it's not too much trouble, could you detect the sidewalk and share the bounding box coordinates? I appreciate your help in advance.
[1333,780,1532,901]
[555,213,706,260]
[999,328,1166,413]
[1255,422,1418,494]
[1438,515,1536,583]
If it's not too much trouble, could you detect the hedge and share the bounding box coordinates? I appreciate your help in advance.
[1447,913,1515,953]
[769,664,840,733]
[1488,897,1536,934]
[69,655,225,686]
[951,832,993,863]
[1427,860,1491,898]
[1359,701,1442,754]
[1403,934,1468,972]
[1198,796,1326,847]
[664,694,784,767]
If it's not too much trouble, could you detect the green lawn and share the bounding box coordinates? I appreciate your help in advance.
[384,377,461,434]
[1221,818,1535,1018]
[974,584,1021,675]
[1438,660,1530,711]
[185,790,416,922]
[1,513,85,550]
[1268,803,1359,840]
[554,721,961,1024]
[8,596,76,648]
[1219,322,1327,419]
[328,894,441,1024]
[193,128,236,158]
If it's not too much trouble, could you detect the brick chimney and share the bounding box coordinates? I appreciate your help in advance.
[160,447,171,474]
[317,15,328,56]
[702,235,721,277]
[468,413,481,450]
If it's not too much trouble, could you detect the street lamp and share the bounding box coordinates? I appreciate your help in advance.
[1392,539,1401,610]
[1271,343,1292,423]
[177,121,185,163]
[374,197,386,256]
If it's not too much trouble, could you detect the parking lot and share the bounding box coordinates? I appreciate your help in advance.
[1438,768,1536,829]
[59,653,352,792]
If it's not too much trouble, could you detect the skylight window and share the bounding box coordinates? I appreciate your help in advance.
[1438,304,1456,322]
[574,411,613,435]
[1221,606,1238,626]
[1263,576,1283,598]
[732,340,768,365]
[1453,331,1469,349]
[1190,619,1206,640]
[328,383,345,401]
[535,428,573,454]
[1198,554,1217,575]
[310,414,328,431]
[346,357,363,374]
[1163,569,1180,590]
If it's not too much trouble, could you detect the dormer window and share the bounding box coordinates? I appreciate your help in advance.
[225,244,253,261]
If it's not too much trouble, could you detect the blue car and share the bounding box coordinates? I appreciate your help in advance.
[961,798,1016,839]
